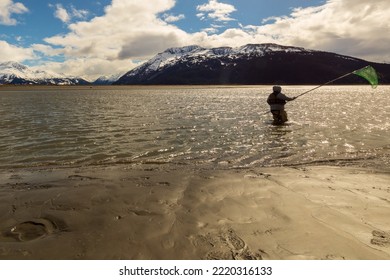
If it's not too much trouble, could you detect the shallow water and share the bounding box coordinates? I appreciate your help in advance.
[0,86,389,170]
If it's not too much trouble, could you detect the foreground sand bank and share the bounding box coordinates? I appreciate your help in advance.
[0,164,389,260]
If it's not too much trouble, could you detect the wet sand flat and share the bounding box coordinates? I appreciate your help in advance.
[0,165,389,260]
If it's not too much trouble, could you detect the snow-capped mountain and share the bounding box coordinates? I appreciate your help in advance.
[93,72,125,85]
[115,43,390,85]
[0,61,89,85]
[121,44,307,78]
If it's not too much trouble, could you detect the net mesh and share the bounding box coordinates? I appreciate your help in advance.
[353,66,378,88]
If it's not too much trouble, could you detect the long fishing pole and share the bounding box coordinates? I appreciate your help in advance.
[259,65,377,115]
[294,71,354,99]
[258,73,352,114]
[294,65,377,99]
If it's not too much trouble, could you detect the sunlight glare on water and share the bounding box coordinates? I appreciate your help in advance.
[0,86,388,170]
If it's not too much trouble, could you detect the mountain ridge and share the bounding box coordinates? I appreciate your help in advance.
[3,44,390,86]
[115,43,390,85]
[0,61,90,85]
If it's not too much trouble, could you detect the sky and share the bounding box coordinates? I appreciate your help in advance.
[0,0,388,81]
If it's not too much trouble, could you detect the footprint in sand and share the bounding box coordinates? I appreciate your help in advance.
[371,230,390,247]
[223,228,246,251]
[1,216,66,242]
[128,208,159,216]
[223,229,263,260]
[197,228,263,260]
[205,250,234,260]
[68,174,98,181]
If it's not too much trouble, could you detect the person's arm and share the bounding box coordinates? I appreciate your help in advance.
[277,93,295,101]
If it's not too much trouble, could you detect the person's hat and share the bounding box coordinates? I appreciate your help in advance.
[273,85,282,93]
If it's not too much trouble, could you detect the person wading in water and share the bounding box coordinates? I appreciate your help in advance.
[267,85,296,125]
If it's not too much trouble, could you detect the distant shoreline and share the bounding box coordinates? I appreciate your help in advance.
[0,84,384,91]
[0,84,268,91]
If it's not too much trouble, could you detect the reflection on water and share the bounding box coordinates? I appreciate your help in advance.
[0,86,388,170]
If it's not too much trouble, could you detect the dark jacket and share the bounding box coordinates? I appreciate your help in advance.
[267,91,294,110]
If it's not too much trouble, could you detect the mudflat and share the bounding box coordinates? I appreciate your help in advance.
[0,164,389,260]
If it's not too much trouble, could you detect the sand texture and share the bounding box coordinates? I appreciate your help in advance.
[0,165,389,260]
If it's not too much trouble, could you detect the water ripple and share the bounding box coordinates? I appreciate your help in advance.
[0,86,388,170]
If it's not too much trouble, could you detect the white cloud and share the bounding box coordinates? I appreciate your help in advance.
[53,3,89,24]
[38,58,138,81]
[196,13,205,20]
[32,43,63,57]
[252,0,390,62]
[38,0,192,80]
[54,4,70,23]
[195,0,390,63]
[71,6,89,20]
[194,0,390,63]
[32,0,390,80]
[0,40,35,62]
[201,27,218,34]
[196,0,237,22]
[0,0,28,25]
[162,13,185,23]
